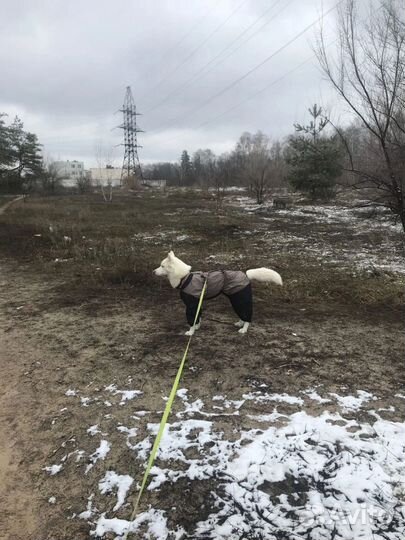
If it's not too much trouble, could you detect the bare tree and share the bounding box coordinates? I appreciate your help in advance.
[235,131,272,204]
[211,154,235,213]
[76,171,92,194]
[315,0,405,231]
[269,140,288,192]
[40,159,65,194]
[193,149,216,189]
[94,142,114,202]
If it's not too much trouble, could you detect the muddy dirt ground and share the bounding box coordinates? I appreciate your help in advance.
[0,191,404,539]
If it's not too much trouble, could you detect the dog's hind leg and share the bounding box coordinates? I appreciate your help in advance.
[227,284,252,333]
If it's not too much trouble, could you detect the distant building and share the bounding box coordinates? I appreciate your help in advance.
[142,179,166,189]
[89,166,121,187]
[52,160,85,187]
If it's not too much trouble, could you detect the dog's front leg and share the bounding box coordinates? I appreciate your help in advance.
[183,297,202,336]
[185,321,201,336]
[238,321,250,334]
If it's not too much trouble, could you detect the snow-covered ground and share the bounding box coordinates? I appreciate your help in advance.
[46,385,405,539]
[231,196,405,276]
[130,196,405,275]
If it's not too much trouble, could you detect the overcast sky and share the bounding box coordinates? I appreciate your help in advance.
[0,0,354,167]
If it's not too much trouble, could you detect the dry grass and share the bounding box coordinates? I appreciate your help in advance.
[0,189,403,316]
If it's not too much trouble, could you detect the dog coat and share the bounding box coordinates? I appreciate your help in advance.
[177,270,252,325]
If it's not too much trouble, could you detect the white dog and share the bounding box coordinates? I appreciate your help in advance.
[154,251,282,335]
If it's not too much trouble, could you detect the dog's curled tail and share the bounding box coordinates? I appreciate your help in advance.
[246,267,283,286]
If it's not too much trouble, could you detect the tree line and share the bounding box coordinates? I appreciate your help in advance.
[147,0,405,230]
[0,0,403,229]
[145,104,343,206]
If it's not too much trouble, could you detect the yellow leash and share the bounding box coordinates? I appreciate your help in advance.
[123,279,207,539]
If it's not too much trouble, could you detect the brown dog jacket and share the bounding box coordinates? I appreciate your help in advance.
[177,270,250,298]
[177,270,253,326]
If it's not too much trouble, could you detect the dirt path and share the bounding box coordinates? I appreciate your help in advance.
[0,261,68,540]
[0,195,24,215]
[0,331,43,540]
[0,253,404,538]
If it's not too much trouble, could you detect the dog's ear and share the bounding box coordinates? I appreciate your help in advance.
[168,250,175,259]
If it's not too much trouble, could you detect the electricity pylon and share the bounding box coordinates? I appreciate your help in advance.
[118,86,143,186]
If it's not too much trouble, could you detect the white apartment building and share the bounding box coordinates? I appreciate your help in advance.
[89,166,122,187]
[52,160,85,187]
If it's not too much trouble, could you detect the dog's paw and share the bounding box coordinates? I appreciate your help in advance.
[185,329,194,336]
[234,320,244,328]
[238,327,248,334]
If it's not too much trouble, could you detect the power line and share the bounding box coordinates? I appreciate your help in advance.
[144,0,290,115]
[199,57,315,129]
[147,53,318,151]
[136,1,222,103]
[158,3,218,60]
[148,0,344,134]
[141,0,249,103]
[197,51,330,130]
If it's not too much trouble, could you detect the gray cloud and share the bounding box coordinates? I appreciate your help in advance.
[0,0,347,166]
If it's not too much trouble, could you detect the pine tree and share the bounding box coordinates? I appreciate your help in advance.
[0,114,14,176]
[1,116,43,191]
[180,150,193,186]
[286,105,342,200]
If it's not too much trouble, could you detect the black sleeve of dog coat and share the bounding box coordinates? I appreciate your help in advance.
[227,283,253,323]
[180,291,202,326]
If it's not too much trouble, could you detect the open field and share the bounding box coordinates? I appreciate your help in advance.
[0,189,404,539]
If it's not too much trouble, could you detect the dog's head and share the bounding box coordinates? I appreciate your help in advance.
[153,250,175,276]
[153,251,191,286]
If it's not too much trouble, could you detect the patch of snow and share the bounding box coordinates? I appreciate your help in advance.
[75,386,405,539]
[118,390,143,403]
[243,391,304,405]
[87,425,101,436]
[230,196,405,275]
[99,471,133,511]
[212,395,226,401]
[85,440,111,473]
[105,384,143,404]
[43,464,63,475]
[93,508,180,539]
[246,411,286,423]
[117,425,138,438]
[303,388,332,404]
[78,494,95,520]
[75,450,85,462]
[176,388,188,400]
[176,398,204,416]
[330,390,376,412]
[133,410,148,417]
